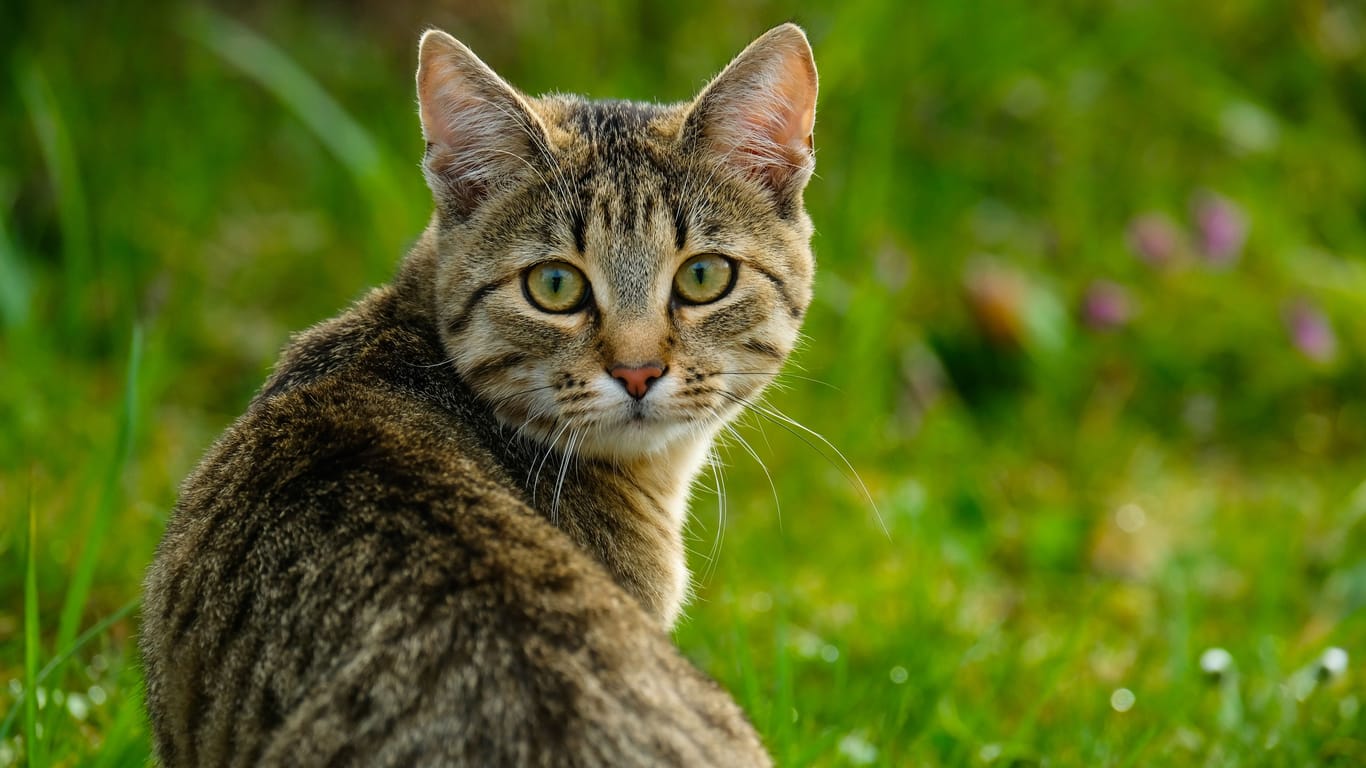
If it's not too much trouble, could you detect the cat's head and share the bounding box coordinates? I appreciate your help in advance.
[415,25,817,459]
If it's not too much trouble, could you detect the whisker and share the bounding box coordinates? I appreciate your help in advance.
[702,447,728,583]
[474,382,564,445]
[713,371,841,391]
[510,404,555,443]
[741,408,776,454]
[529,421,569,505]
[487,384,559,407]
[551,427,579,527]
[717,391,888,539]
[723,424,782,534]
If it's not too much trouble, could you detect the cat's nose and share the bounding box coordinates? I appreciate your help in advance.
[609,364,666,400]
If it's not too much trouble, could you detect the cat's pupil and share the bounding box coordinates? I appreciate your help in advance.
[691,264,707,285]
[550,273,563,293]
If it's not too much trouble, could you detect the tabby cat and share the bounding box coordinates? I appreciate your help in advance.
[141,22,817,767]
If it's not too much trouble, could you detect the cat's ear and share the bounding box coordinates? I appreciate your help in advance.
[682,24,818,204]
[416,30,549,218]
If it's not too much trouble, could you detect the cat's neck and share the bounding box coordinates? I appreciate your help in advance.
[624,435,714,530]
[622,433,717,623]
[539,432,716,630]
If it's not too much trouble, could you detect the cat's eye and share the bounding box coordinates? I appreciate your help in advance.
[673,254,736,305]
[524,261,590,313]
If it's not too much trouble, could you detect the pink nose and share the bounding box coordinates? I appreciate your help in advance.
[609,364,666,400]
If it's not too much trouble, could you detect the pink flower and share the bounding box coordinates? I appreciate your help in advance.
[1081,280,1133,331]
[1284,300,1337,363]
[1191,192,1247,265]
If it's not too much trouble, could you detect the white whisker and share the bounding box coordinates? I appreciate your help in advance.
[702,446,728,583]
[718,390,887,539]
[529,421,569,505]
[723,424,782,533]
[551,427,580,527]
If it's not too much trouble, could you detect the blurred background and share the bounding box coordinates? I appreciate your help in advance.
[2,0,1364,765]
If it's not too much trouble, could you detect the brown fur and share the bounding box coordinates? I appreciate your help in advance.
[141,23,817,766]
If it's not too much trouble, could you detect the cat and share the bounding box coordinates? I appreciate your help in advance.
[141,21,817,767]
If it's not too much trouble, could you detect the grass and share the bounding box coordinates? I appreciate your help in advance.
[55,328,140,679]
[23,491,39,768]
[2,0,1364,765]
[15,58,89,340]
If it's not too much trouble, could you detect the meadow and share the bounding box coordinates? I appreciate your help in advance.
[2,1,1364,765]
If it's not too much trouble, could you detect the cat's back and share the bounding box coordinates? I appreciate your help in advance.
[140,286,767,767]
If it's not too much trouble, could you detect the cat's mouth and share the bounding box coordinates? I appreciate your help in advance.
[488,375,743,459]
[553,398,720,458]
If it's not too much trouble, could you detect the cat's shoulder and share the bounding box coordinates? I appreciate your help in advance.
[252,285,415,403]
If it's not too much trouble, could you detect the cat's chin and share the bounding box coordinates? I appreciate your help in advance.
[509,414,716,462]
[575,419,710,460]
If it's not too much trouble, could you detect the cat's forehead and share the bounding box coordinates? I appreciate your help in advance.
[563,99,674,141]
[540,98,680,143]
[536,98,685,174]
[532,98,694,297]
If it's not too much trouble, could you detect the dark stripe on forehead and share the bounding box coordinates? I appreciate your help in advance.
[597,196,614,232]
[673,206,688,251]
[571,208,587,254]
[566,101,679,238]
[570,100,660,137]
[641,192,656,229]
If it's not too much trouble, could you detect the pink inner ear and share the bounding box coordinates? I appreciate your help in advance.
[701,39,817,191]
[772,55,817,151]
[419,59,477,151]
[417,47,540,197]
[721,57,815,156]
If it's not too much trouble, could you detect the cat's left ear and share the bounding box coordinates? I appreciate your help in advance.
[682,24,818,204]
[416,29,550,219]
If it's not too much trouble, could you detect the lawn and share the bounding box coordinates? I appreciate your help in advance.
[2,1,1363,765]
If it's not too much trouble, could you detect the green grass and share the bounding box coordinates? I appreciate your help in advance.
[23,491,40,768]
[3,1,1365,765]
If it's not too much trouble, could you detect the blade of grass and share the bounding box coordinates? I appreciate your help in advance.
[24,477,44,768]
[181,6,410,276]
[42,599,140,686]
[53,327,142,673]
[17,58,91,338]
[0,197,32,330]
[0,598,138,743]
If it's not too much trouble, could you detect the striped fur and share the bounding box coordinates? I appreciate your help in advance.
[141,23,817,767]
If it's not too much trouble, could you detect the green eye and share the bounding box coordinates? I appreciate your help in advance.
[524,261,589,313]
[673,254,736,305]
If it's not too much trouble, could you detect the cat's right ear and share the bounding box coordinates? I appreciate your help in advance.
[417,30,549,219]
